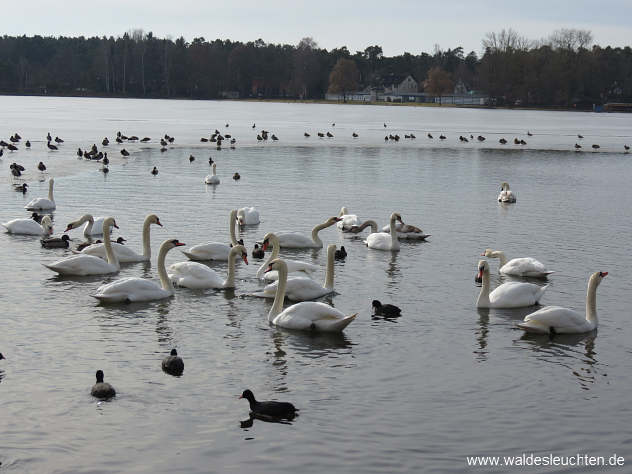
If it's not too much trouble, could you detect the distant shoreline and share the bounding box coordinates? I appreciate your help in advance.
[0,93,596,113]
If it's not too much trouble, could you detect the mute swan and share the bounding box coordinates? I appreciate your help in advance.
[348,220,378,234]
[162,349,184,376]
[25,178,56,210]
[79,214,162,263]
[498,182,516,203]
[181,210,239,261]
[204,163,220,184]
[44,217,120,276]
[237,207,260,225]
[337,206,361,231]
[518,271,607,334]
[264,259,357,332]
[92,239,185,303]
[475,260,548,308]
[365,213,402,251]
[256,232,319,280]
[65,214,107,238]
[276,216,341,248]
[240,389,298,419]
[482,249,553,278]
[380,221,430,240]
[252,244,336,301]
[91,370,115,399]
[2,215,53,236]
[169,245,248,289]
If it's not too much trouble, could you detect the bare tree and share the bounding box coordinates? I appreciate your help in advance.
[482,29,532,53]
[547,28,593,51]
[131,28,147,96]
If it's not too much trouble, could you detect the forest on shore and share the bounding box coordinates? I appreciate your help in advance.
[0,28,631,108]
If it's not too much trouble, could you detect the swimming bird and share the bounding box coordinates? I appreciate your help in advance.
[498,182,516,203]
[151,167,158,176]
[189,154,195,163]
[304,132,310,137]
[41,234,71,249]
[7,143,18,151]
[14,183,28,193]
[102,137,109,146]
[334,246,347,260]
[25,177,55,211]
[372,300,401,317]
[439,135,446,140]
[101,166,109,174]
[54,136,64,144]
[37,162,46,172]
[427,133,433,139]
[46,141,57,150]
[482,249,553,278]
[120,149,129,157]
[475,260,548,309]
[233,172,240,180]
[499,138,507,144]
[527,131,533,136]
[252,244,265,259]
[624,145,629,153]
[25,140,31,148]
[574,143,582,150]
[204,163,220,185]
[592,144,600,150]
[141,137,150,142]
[577,134,584,139]
[91,370,115,399]
[162,349,184,376]
[326,132,334,138]
[352,132,358,138]
[239,389,297,419]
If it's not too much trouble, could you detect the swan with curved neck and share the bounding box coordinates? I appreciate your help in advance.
[205,163,220,184]
[65,214,108,238]
[276,216,342,248]
[265,258,357,332]
[475,260,547,308]
[169,245,249,289]
[256,232,319,280]
[237,207,260,225]
[348,220,378,234]
[182,210,239,261]
[498,182,516,203]
[80,214,162,262]
[44,217,120,276]
[252,244,336,300]
[92,239,186,303]
[2,215,53,235]
[518,271,607,334]
[364,213,401,250]
[482,248,553,278]
[337,206,361,231]
[25,178,56,211]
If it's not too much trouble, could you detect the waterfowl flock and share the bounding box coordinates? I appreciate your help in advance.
[0,120,617,425]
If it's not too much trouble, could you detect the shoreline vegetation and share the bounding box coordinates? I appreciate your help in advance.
[0,28,630,110]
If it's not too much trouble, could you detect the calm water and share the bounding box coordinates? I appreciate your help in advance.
[1,97,631,473]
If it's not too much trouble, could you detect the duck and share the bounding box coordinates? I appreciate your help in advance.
[427,133,433,139]
[577,134,584,139]
[475,260,548,308]
[91,370,115,399]
[251,244,337,301]
[151,167,158,175]
[141,137,151,142]
[44,217,120,276]
[14,183,28,194]
[252,244,265,259]
[239,389,297,419]
[102,138,109,146]
[334,246,347,260]
[518,271,607,334]
[233,172,240,180]
[372,300,401,317]
[46,141,57,150]
[189,154,195,163]
[204,163,220,185]
[25,178,56,211]
[162,349,184,376]
[169,245,248,289]
[499,138,507,144]
[41,234,71,248]
[592,144,600,150]
[37,162,46,172]
[264,258,357,331]
[120,149,130,157]
[2,215,53,236]
[624,145,630,153]
[275,216,342,249]
[497,182,516,203]
[364,213,402,251]
[31,212,42,223]
[25,140,31,148]
[482,249,553,278]
[237,207,260,225]
[256,232,319,280]
[181,210,239,261]
[92,239,185,303]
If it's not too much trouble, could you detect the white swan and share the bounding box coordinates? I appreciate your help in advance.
[65,214,108,238]
[276,216,341,248]
[337,206,361,231]
[252,244,336,301]
[256,232,319,280]
[169,245,248,289]
[237,207,260,225]
[498,182,516,203]
[25,178,56,211]
[92,239,185,303]
[80,214,162,263]
[182,210,239,261]
[44,217,120,276]
[265,258,357,332]
[204,163,220,184]
[348,220,378,234]
[475,260,547,308]
[365,213,402,251]
[518,271,607,334]
[482,249,553,278]
[2,215,53,236]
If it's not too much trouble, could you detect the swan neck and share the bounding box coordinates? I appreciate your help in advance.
[586,276,599,324]
[82,215,94,238]
[389,217,400,250]
[225,248,238,288]
[257,234,280,279]
[477,270,491,308]
[157,244,174,294]
[229,211,238,246]
[142,216,152,258]
[324,245,335,289]
[311,223,327,247]
[48,179,54,202]
[269,262,288,321]
[102,221,119,268]
[212,164,216,176]
[494,251,508,268]
[361,220,378,233]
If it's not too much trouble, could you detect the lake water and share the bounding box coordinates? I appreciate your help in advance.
[1,96,631,473]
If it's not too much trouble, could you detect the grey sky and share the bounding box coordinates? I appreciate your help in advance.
[5,0,631,56]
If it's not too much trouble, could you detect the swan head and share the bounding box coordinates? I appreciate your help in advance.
[41,215,53,234]
[475,260,489,283]
[230,244,249,265]
[481,248,496,257]
[65,214,94,231]
[500,182,510,191]
[265,258,287,274]
[101,217,119,231]
[147,214,162,227]
[326,216,343,226]
[389,212,403,224]
[262,232,276,251]
[590,271,608,287]
[163,239,186,251]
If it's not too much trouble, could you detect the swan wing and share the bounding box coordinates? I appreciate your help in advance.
[337,214,360,229]
[519,306,591,333]
[44,254,117,276]
[272,302,357,332]
[2,219,44,235]
[365,232,395,250]
[276,232,317,248]
[81,243,145,262]
[25,198,55,210]
[264,260,319,280]
[181,242,230,261]
[93,277,168,302]
[168,261,224,289]
[489,282,547,308]
[238,207,260,224]
[83,216,106,235]
[501,257,549,276]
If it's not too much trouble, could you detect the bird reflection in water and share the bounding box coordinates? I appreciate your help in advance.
[474,308,490,362]
[240,411,297,429]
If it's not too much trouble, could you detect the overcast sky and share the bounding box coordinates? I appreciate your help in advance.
[5,0,632,56]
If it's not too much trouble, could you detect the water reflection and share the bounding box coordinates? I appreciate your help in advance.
[239,412,296,429]
[474,308,490,362]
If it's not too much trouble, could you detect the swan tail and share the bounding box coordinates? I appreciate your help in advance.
[181,250,203,261]
[536,284,549,303]
[249,291,273,299]
[318,313,358,332]
[517,320,551,334]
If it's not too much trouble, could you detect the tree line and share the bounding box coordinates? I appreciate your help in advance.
[0,28,630,107]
